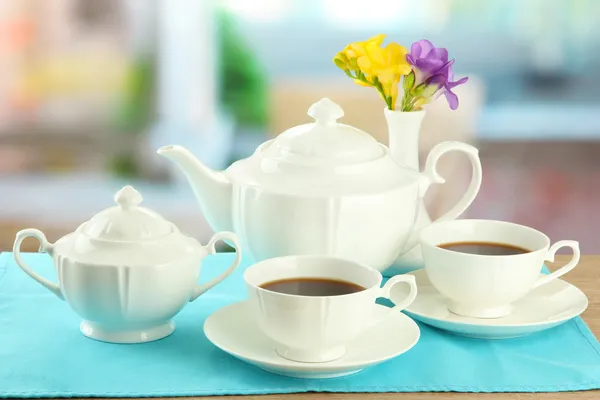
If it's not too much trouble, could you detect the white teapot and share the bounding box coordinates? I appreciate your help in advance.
[158,98,479,272]
[13,185,241,343]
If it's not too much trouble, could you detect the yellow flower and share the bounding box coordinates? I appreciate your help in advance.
[357,42,411,79]
[333,34,411,109]
[353,78,371,87]
[334,34,386,73]
[344,34,385,59]
[379,73,401,109]
[356,42,411,109]
[333,52,349,70]
[390,79,400,110]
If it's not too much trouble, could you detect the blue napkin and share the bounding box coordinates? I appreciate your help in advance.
[1,252,599,397]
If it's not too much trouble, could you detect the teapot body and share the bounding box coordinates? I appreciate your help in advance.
[230,179,419,271]
[157,99,481,274]
[158,99,424,272]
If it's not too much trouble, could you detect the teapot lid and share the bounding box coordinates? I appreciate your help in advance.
[79,186,175,242]
[227,97,419,196]
[262,98,384,165]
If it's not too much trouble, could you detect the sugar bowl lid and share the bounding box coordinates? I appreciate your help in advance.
[52,185,203,266]
[79,185,175,242]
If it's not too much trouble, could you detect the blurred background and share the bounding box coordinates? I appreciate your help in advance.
[1,0,599,252]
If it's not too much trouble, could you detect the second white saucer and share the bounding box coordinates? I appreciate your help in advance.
[400,269,588,339]
[204,301,420,379]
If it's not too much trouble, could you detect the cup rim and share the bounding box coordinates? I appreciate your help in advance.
[419,219,550,258]
[243,255,382,300]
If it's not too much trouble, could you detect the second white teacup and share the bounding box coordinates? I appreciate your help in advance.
[244,255,418,363]
[420,219,580,319]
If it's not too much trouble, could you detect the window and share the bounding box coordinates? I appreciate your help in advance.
[221,0,292,22]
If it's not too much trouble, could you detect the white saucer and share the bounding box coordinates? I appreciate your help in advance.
[401,269,588,339]
[204,301,420,379]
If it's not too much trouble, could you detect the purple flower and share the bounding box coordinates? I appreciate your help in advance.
[406,40,450,81]
[406,39,468,110]
[440,67,468,110]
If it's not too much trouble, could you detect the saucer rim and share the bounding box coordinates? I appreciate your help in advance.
[203,301,420,371]
[404,269,588,328]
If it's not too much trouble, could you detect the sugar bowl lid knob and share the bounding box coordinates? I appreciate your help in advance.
[115,185,143,210]
[307,98,344,125]
[80,185,173,242]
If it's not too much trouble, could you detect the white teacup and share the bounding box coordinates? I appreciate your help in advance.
[244,255,418,363]
[420,219,580,319]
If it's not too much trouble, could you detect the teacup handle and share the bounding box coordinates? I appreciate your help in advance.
[400,141,482,253]
[379,274,418,311]
[13,229,64,300]
[190,231,242,301]
[532,240,580,289]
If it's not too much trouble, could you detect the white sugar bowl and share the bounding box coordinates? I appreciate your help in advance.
[13,185,242,344]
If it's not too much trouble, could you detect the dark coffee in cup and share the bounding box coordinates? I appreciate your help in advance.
[260,278,365,296]
[438,241,530,256]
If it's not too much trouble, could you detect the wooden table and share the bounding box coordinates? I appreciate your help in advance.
[48,256,600,400]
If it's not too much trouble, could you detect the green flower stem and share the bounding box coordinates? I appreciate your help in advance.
[373,79,392,110]
[401,92,419,112]
[401,92,410,112]
[377,89,390,109]
[346,70,392,110]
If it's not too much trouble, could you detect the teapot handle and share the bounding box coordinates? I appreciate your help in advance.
[13,229,64,300]
[190,231,242,301]
[401,141,482,253]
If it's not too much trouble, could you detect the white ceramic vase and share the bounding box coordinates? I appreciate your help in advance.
[384,109,483,275]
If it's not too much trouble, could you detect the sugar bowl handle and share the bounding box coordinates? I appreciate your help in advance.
[190,231,242,301]
[13,229,64,300]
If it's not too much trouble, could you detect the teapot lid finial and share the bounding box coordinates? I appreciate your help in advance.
[115,185,143,210]
[307,98,344,125]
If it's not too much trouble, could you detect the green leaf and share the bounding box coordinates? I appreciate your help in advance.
[403,70,415,92]
[421,84,439,98]
[412,82,428,96]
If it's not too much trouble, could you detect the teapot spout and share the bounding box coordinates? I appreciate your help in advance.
[157,145,233,232]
